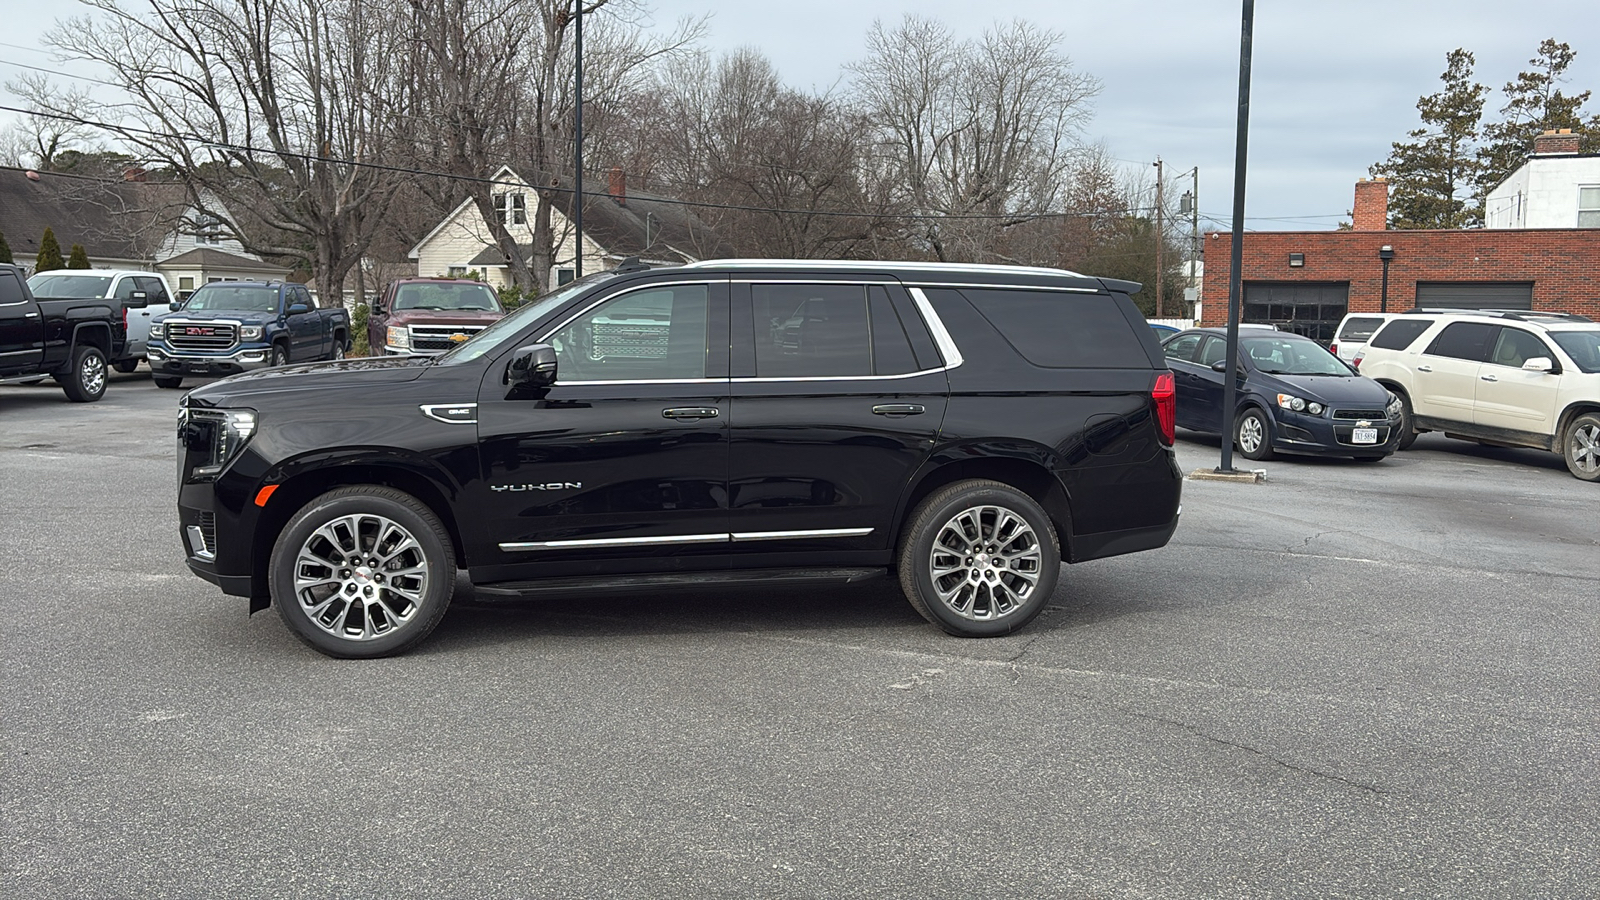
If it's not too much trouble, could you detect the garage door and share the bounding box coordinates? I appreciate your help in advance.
[1242,282,1348,343]
[1414,282,1533,310]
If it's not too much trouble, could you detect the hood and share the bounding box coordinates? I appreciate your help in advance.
[385,309,505,326]
[1257,372,1391,405]
[155,309,276,325]
[184,356,432,409]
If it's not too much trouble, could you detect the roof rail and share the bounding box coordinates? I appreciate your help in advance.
[1400,307,1591,323]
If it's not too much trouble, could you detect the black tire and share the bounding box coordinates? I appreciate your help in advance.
[270,343,289,366]
[112,359,139,374]
[331,338,346,361]
[1395,392,1419,451]
[897,479,1060,637]
[153,374,184,389]
[269,486,456,658]
[58,344,108,403]
[1562,412,1600,482]
[1234,407,1275,461]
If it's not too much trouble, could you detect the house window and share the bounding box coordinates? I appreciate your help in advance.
[179,277,194,291]
[493,191,527,226]
[194,213,223,245]
[447,266,468,278]
[1579,186,1600,227]
[557,268,575,286]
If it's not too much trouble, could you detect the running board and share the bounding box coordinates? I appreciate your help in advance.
[473,567,887,599]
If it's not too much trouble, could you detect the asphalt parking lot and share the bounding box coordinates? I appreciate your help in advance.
[3,372,1597,899]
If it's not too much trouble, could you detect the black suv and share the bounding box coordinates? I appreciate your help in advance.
[177,260,1183,657]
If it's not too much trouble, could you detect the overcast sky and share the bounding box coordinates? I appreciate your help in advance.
[2,0,1597,233]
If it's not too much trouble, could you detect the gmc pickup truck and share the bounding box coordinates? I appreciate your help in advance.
[0,262,130,402]
[147,280,350,389]
[27,269,174,371]
[367,278,506,356]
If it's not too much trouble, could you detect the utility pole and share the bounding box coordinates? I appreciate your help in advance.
[1218,0,1254,475]
[1153,157,1164,318]
[1189,166,1199,309]
[573,0,584,279]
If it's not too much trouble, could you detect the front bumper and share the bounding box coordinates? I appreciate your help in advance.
[1270,409,1404,457]
[149,343,272,377]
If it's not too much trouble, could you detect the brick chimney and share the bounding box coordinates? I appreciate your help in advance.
[1352,177,1389,230]
[122,166,148,182]
[1532,128,1581,156]
[607,166,626,206]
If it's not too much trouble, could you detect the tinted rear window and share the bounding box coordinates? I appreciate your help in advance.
[1424,322,1496,362]
[959,288,1146,368]
[1338,316,1388,341]
[1369,319,1433,351]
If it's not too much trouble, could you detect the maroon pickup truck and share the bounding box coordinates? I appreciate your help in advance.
[368,278,507,355]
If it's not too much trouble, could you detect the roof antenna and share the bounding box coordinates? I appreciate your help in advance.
[615,256,649,273]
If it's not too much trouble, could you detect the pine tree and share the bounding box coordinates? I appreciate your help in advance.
[1372,49,1487,229]
[1477,40,1594,200]
[35,227,65,272]
[67,244,91,269]
[0,231,12,264]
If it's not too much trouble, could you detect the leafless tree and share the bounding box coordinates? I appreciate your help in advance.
[848,15,1100,262]
[46,0,408,305]
[2,73,99,169]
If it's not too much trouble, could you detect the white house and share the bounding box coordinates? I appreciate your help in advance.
[1484,129,1600,229]
[409,165,730,292]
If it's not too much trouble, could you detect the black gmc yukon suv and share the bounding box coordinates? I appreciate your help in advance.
[177,260,1183,657]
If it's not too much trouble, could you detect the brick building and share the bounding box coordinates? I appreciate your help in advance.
[1200,137,1600,341]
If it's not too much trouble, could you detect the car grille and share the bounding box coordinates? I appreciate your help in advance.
[197,511,216,551]
[167,322,238,351]
[409,324,488,354]
[1331,408,1386,421]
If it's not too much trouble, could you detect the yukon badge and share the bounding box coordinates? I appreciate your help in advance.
[491,482,582,492]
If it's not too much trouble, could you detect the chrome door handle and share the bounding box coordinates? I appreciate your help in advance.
[24,311,39,318]
[1480,374,1498,382]
[1415,365,1432,372]
[872,404,925,416]
[662,407,719,419]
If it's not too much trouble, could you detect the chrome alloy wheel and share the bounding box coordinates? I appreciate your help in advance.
[81,353,106,395]
[928,505,1043,621]
[1237,414,1264,455]
[292,513,430,641]
[1570,420,1600,477]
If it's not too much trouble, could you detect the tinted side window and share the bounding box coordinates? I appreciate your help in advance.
[1424,322,1496,361]
[868,287,919,375]
[1338,316,1388,341]
[960,288,1146,368]
[1198,336,1227,367]
[1369,319,1432,351]
[550,284,709,381]
[137,277,169,303]
[113,278,139,301]
[1488,327,1551,368]
[752,284,871,378]
[0,272,25,305]
[890,291,943,370]
[1162,334,1202,363]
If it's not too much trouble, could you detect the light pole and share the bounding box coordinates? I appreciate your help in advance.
[573,0,584,280]
[1217,0,1254,475]
[1379,245,1394,312]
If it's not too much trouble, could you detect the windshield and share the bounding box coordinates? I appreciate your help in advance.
[1551,330,1600,374]
[1241,335,1353,376]
[28,274,113,299]
[435,273,614,366]
[182,286,280,312]
[392,282,501,312]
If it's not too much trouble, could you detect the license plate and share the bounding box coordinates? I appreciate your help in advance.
[187,363,211,374]
[1353,427,1378,444]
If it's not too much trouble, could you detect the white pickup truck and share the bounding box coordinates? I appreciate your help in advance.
[26,270,174,372]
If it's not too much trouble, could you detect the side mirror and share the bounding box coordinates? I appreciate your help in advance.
[124,291,148,309]
[168,300,183,312]
[1522,357,1555,374]
[1211,360,1228,373]
[286,303,311,315]
[505,343,558,391]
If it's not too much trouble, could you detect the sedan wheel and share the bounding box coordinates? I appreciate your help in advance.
[1564,413,1600,482]
[1235,408,1274,461]
[270,486,455,658]
[898,479,1059,637]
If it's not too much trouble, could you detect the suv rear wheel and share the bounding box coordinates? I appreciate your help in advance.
[1395,392,1419,451]
[269,486,456,658]
[1563,413,1600,482]
[898,480,1060,637]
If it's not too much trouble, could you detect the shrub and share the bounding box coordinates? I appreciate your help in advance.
[67,244,90,268]
[35,227,64,272]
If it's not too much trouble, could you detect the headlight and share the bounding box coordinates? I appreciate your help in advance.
[239,325,263,340]
[149,322,164,339]
[1386,394,1403,417]
[387,326,410,350]
[1307,402,1324,416]
[1276,393,1307,412]
[179,407,257,482]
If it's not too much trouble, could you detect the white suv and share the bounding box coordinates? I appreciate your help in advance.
[1354,310,1600,481]
[1329,312,1399,363]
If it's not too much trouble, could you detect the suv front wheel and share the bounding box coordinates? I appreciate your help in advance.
[898,480,1060,637]
[1564,413,1600,482]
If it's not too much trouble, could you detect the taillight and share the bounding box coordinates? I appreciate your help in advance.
[1152,371,1175,446]
[1351,350,1364,371]
[1329,342,1339,357]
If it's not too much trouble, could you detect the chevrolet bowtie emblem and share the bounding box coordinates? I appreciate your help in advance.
[449,333,470,343]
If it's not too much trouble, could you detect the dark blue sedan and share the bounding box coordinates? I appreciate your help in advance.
[1161,328,1403,461]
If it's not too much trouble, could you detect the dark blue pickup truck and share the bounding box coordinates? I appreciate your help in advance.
[147,280,350,389]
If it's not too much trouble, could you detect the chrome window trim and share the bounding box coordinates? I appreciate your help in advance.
[899,282,1099,293]
[554,377,726,387]
[730,528,874,542]
[681,258,1087,278]
[500,533,730,552]
[731,368,943,384]
[535,279,719,344]
[419,402,478,424]
[906,287,964,369]
[731,278,902,286]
